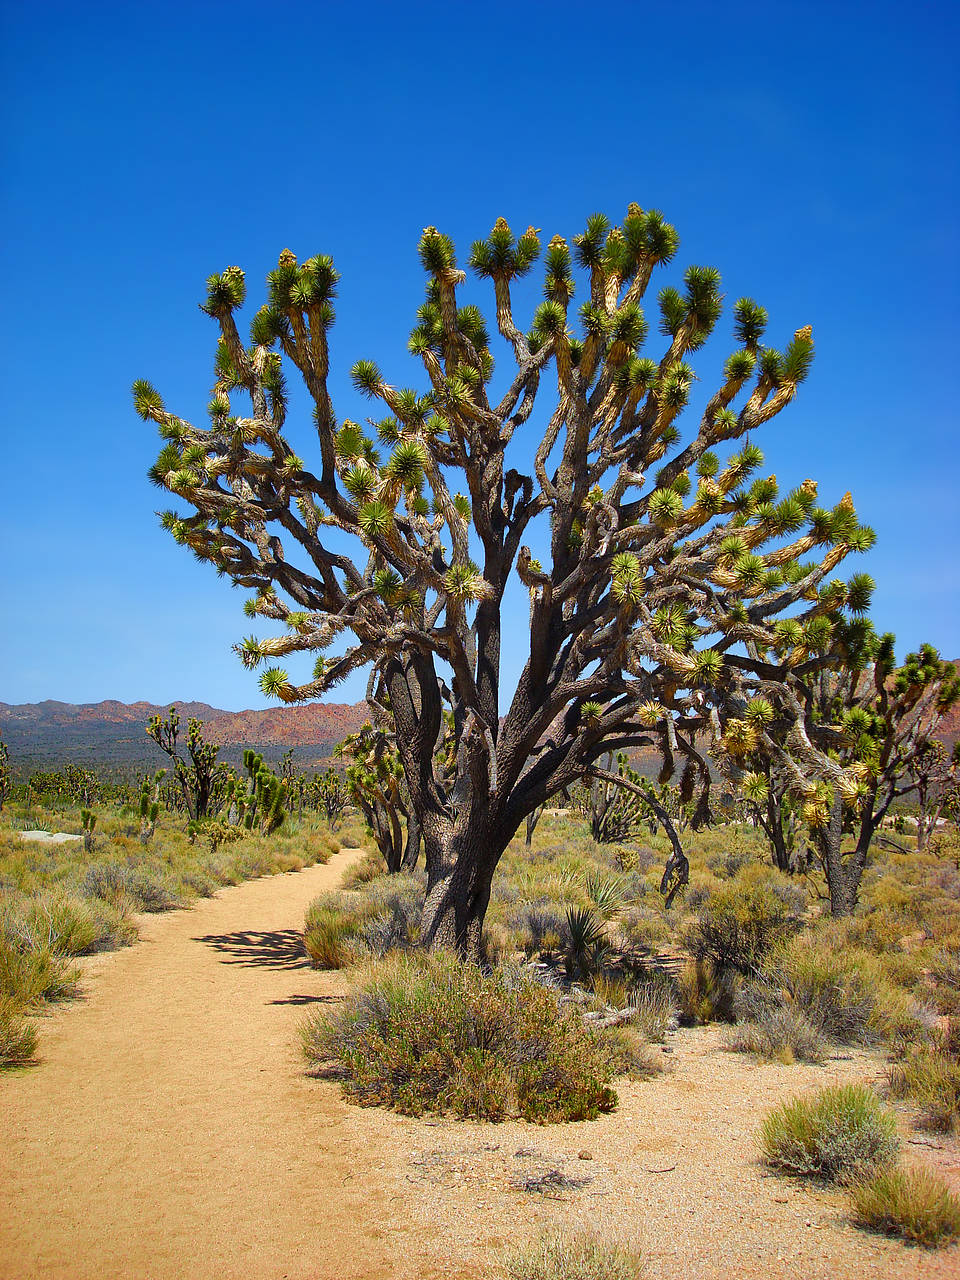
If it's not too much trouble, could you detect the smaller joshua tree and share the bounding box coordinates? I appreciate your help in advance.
[907,737,960,853]
[730,632,960,914]
[240,750,288,835]
[80,808,97,853]
[138,769,165,844]
[146,707,221,821]
[0,731,9,813]
[578,751,649,844]
[309,765,349,829]
[336,724,412,872]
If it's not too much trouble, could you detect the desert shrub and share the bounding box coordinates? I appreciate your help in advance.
[22,892,136,955]
[302,951,621,1122]
[303,893,372,968]
[725,1005,826,1064]
[80,861,130,906]
[887,1021,960,1134]
[615,904,671,955]
[502,1229,646,1280]
[766,935,932,1046]
[354,874,424,956]
[759,1085,899,1184]
[124,870,180,913]
[602,1025,665,1081]
[851,1165,960,1247]
[510,901,567,957]
[627,974,677,1043]
[341,848,385,887]
[176,868,218,899]
[0,997,37,1066]
[685,881,803,977]
[677,958,737,1024]
[0,940,81,1006]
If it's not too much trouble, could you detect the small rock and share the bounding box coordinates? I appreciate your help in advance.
[662,1046,674,1054]
[578,1150,593,1161]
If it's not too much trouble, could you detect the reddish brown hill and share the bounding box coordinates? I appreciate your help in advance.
[0,699,368,769]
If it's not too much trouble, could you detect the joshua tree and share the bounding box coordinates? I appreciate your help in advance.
[138,769,165,843]
[146,707,222,821]
[907,737,960,852]
[731,636,959,913]
[80,808,96,853]
[240,749,288,835]
[578,751,649,844]
[336,724,412,871]
[0,732,9,813]
[135,205,877,957]
[308,765,349,829]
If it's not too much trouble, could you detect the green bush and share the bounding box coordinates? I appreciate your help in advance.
[726,1005,826,1064]
[685,881,803,977]
[851,1165,960,1247]
[303,894,372,968]
[302,951,621,1122]
[887,1020,960,1134]
[502,1229,646,1279]
[0,940,81,1007]
[0,997,37,1066]
[759,1085,899,1184]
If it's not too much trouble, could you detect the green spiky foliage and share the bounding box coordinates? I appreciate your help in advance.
[308,765,349,830]
[80,807,96,852]
[0,731,9,813]
[907,737,960,853]
[335,723,414,872]
[138,768,165,844]
[723,632,960,913]
[238,749,287,835]
[577,751,649,845]
[137,206,877,958]
[146,707,223,822]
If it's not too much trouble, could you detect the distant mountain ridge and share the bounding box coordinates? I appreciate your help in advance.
[0,698,368,771]
[2,662,956,773]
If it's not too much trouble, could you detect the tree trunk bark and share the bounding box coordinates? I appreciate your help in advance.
[418,821,509,961]
[402,809,421,870]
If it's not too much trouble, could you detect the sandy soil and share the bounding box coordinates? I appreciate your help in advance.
[2,850,958,1280]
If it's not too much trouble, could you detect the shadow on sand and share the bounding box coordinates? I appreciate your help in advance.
[194,928,309,969]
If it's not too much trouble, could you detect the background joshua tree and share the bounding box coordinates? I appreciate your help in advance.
[336,724,413,872]
[145,707,222,822]
[135,204,877,957]
[0,732,9,813]
[138,769,165,844]
[730,635,959,914]
[907,737,960,853]
[578,751,649,844]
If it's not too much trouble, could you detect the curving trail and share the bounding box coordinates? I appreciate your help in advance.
[0,848,398,1280]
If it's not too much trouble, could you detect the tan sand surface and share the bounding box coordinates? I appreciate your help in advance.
[2,848,958,1280]
[0,848,398,1280]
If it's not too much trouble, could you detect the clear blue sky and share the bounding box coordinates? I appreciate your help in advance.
[1,0,956,711]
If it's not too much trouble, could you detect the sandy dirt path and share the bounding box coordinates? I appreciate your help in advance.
[0,848,399,1280]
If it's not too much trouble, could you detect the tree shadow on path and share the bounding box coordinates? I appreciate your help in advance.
[194,928,310,969]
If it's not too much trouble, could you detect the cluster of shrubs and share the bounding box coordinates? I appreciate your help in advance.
[760,1083,960,1248]
[301,950,651,1122]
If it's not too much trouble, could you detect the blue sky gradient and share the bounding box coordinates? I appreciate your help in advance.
[2,0,957,709]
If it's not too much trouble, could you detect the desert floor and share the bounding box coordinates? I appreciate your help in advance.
[2,847,958,1280]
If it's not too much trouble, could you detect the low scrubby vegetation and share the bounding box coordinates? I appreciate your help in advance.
[0,801,340,1065]
[502,1229,646,1280]
[758,1084,899,1184]
[851,1165,960,1247]
[301,950,644,1122]
[300,799,960,1148]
